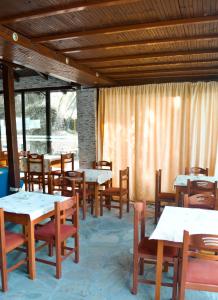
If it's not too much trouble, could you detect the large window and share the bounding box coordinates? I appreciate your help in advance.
[50,91,78,158]
[0,89,78,158]
[25,92,47,153]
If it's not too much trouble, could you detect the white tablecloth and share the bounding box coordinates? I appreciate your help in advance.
[0,191,66,220]
[174,175,218,187]
[20,154,60,173]
[150,206,218,243]
[77,169,112,185]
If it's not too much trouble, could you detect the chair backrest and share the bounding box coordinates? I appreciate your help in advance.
[119,167,129,191]
[133,201,146,254]
[27,153,45,174]
[93,160,112,170]
[180,230,218,292]
[187,180,217,197]
[185,167,209,176]
[61,171,85,198]
[184,194,216,210]
[61,153,74,174]
[55,195,79,236]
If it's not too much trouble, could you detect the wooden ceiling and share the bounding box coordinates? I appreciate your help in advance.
[1,0,218,86]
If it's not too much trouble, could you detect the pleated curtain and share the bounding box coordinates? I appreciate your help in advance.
[98,82,218,201]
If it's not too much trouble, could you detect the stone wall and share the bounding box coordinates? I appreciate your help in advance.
[77,88,97,168]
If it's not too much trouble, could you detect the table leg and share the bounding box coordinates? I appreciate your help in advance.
[94,183,99,217]
[27,220,36,280]
[155,240,164,300]
[175,187,180,207]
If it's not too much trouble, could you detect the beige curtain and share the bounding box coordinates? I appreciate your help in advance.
[98,82,218,202]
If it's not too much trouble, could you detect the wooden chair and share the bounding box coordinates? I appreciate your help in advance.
[132,202,178,299]
[184,194,217,210]
[93,160,112,170]
[27,153,48,193]
[155,169,176,224]
[100,167,129,218]
[51,153,74,177]
[0,151,8,167]
[185,167,209,176]
[187,180,217,197]
[0,208,27,292]
[19,151,30,190]
[63,171,88,220]
[35,195,79,279]
[179,231,218,299]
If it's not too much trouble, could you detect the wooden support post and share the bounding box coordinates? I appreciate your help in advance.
[2,64,20,191]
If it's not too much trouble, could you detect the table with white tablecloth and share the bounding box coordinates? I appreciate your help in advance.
[20,154,61,173]
[174,174,218,206]
[150,206,218,300]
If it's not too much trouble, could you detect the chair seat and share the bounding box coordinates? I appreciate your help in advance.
[5,231,26,253]
[51,170,61,175]
[138,237,178,258]
[158,192,175,201]
[35,221,77,242]
[102,187,127,195]
[186,258,218,286]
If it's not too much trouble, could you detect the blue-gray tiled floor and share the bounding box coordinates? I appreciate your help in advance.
[2,208,218,300]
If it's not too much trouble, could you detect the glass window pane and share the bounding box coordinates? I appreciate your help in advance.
[15,93,23,151]
[25,92,47,153]
[50,91,78,160]
[0,94,6,151]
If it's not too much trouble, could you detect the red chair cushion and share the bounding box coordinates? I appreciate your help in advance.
[138,237,178,258]
[5,231,25,253]
[158,192,175,201]
[35,221,77,242]
[186,258,218,286]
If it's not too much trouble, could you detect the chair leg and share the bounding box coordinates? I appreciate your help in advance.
[119,197,123,219]
[172,258,179,300]
[82,197,86,220]
[55,241,61,279]
[131,256,138,295]
[48,242,53,257]
[0,250,7,292]
[74,233,79,263]
[127,193,130,212]
[100,193,103,216]
[139,258,144,275]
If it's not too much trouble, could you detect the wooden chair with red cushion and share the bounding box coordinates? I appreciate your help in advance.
[93,160,112,170]
[35,195,79,279]
[187,180,217,197]
[132,202,178,299]
[179,231,218,299]
[184,194,217,210]
[155,169,176,224]
[185,167,209,176]
[0,208,27,292]
[100,167,129,219]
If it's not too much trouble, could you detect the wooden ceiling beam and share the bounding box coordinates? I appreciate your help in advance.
[107,65,218,76]
[60,34,218,53]
[95,58,218,71]
[0,0,139,24]
[78,48,218,63]
[0,25,114,85]
[32,14,218,43]
[111,69,218,79]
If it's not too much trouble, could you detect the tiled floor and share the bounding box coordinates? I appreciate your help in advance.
[2,207,218,300]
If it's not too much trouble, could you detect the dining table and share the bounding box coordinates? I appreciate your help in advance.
[0,191,66,280]
[174,174,218,206]
[77,168,113,217]
[150,206,218,300]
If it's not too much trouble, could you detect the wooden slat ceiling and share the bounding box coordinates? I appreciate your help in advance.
[0,0,218,86]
